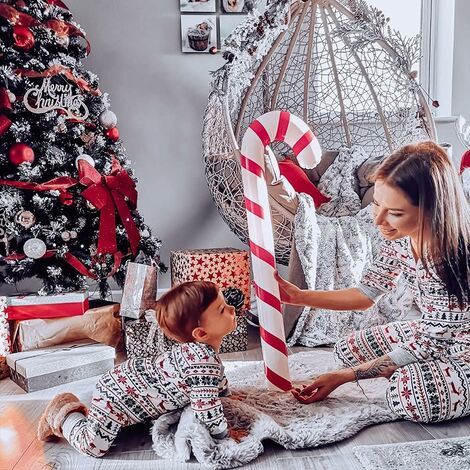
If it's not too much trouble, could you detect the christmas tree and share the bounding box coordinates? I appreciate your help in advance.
[0,0,165,297]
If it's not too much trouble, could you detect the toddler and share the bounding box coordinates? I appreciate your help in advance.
[37,280,243,457]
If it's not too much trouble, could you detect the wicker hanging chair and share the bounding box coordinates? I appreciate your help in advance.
[202,0,436,265]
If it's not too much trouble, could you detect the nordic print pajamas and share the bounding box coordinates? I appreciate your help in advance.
[335,237,470,423]
[62,342,230,457]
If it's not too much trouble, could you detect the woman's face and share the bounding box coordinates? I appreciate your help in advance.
[372,180,421,241]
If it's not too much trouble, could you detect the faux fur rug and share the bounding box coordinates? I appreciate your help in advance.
[151,351,398,468]
[353,436,470,470]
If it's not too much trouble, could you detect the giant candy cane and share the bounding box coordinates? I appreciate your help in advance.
[240,111,322,391]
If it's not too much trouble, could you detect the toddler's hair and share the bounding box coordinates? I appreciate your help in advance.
[156,280,219,342]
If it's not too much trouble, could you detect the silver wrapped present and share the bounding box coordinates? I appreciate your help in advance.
[6,340,115,392]
[120,262,157,319]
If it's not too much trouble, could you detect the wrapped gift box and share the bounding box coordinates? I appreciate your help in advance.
[120,262,157,319]
[220,315,248,353]
[0,296,11,379]
[11,303,122,352]
[125,311,177,359]
[170,248,250,311]
[125,314,248,357]
[3,291,89,321]
[6,340,115,392]
[125,286,249,358]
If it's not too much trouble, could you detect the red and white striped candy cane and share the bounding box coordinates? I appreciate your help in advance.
[240,110,322,391]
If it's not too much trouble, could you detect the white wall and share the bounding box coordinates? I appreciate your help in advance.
[68,0,245,289]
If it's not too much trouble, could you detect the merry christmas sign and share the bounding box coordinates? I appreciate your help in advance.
[23,77,89,120]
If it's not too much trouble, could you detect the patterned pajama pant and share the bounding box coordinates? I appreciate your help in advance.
[63,394,133,458]
[334,321,470,423]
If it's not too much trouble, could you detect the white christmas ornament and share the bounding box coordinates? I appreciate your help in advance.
[61,231,71,241]
[23,238,47,259]
[99,110,117,129]
[75,154,95,168]
[70,230,77,239]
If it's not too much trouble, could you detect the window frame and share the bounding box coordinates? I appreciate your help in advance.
[420,0,456,118]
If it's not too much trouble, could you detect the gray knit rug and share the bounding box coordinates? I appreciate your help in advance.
[151,350,398,468]
[353,436,470,470]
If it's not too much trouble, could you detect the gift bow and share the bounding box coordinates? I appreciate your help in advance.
[77,158,140,256]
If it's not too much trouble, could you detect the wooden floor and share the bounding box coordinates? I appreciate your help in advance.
[1,327,469,470]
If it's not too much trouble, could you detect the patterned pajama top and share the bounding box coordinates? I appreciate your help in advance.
[95,342,230,438]
[358,237,470,366]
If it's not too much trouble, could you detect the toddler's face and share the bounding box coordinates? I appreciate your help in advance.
[198,290,237,342]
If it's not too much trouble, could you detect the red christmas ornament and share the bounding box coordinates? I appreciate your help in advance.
[9,143,35,165]
[105,127,119,141]
[12,25,35,51]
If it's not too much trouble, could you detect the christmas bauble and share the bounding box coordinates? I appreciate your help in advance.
[23,238,47,259]
[15,210,35,229]
[12,25,35,51]
[99,110,117,129]
[69,230,77,239]
[105,127,119,141]
[61,231,71,241]
[75,154,95,168]
[9,143,35,165]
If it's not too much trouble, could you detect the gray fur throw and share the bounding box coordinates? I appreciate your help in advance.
[151,351,398,468]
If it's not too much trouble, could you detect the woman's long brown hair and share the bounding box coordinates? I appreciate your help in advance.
[373,141,470,308]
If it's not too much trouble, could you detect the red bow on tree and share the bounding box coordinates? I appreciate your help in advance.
[77,158,141,256]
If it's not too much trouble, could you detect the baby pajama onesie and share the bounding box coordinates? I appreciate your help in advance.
[62,342,229,457]
[334,237,470,422]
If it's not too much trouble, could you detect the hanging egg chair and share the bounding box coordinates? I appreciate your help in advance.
[202,0,436,265]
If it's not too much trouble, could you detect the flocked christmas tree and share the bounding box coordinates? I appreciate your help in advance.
[0,0,165,297]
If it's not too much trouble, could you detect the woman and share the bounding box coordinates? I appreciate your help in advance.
[276,141,470,423]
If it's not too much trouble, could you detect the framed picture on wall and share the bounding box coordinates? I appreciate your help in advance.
[219,15,247,45]
[180,0,216,13]
[220,0,266,13]
[181,15,217,53]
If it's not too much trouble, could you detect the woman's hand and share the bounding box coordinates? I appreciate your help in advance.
[274,271,306,306]
[291,371,350,404]
[229,427,249,442]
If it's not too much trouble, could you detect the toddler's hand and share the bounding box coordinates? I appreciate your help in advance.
[229,427,249,442]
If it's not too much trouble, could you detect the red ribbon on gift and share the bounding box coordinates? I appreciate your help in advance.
[16,65,100,96]
[77,159,140,256]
